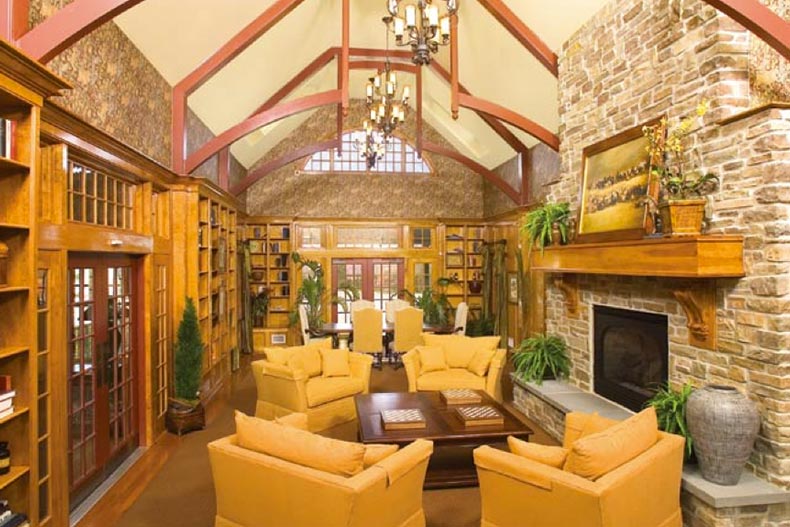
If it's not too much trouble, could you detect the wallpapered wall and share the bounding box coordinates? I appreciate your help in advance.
[245,100,485,219]
[750,0,790,103]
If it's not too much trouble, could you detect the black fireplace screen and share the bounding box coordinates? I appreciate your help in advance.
[593,305,668,412]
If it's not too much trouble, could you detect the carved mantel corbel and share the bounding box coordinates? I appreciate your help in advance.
[553,275,579,317]
[672,283,717,350]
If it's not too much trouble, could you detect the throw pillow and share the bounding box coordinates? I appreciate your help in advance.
[467,348,498,376]
[416,345,448,373]
[363,444,399,468]
[264,346,299,366]
[235,411,365,477]
[275,412,309,431]
[422,334,500,368]
[507,436,569,468]
[321,348,352,378]
[294,346,323,377]
[564,407,658,480]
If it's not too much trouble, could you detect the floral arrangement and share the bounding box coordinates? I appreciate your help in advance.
[642,100,718,201]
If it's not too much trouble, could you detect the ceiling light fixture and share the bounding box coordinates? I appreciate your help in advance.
[386,0,457,65]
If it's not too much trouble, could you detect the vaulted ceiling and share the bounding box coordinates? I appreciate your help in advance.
[114,0,609,171]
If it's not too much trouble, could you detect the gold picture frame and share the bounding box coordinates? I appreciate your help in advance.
[576,119,661,243]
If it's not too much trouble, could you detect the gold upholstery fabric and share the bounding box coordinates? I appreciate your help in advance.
[507,436,569,468]
[422,334,500,368]
[209,435,433,527]
[415,369,486,391]
[364,444,400,468]
[321,348,352,378]
[474,411,684,527]
[306,376,365,407]
[394,307,424,353]
[416,345,448,373]
[353,308,384,354]
[467,348,498,376]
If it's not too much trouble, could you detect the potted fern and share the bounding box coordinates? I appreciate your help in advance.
[521,202,572,254]
[643,100,719,236]
[646,383,695,461]
[512,334,571,385]
[166,298,206,435]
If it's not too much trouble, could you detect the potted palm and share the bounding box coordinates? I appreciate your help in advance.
[646,383,695,461]
[251,288,270,328]
[289,252,325,330]
[166,298,206,435]
[643,100,719,236]
[521,202,572,254]
[512,334,571,385]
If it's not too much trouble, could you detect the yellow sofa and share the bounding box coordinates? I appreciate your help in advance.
[252,340,373,433]
[474,410,685,527]
[402,335,506,401]
[208,420,434,527]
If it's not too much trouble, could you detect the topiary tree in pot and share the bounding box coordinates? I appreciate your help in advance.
[166,298,206,435]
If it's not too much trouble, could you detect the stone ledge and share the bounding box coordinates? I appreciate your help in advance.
[511,375,790,510]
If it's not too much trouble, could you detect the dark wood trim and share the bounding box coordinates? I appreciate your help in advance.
[703,0,790,61]
[422,140,520,204]
[218,147,230,190]
[0,0,28,40]
[185,89,342,174]
[458,93,559,151]
[476,0,558,76]
[717,102,790,125]
[416,67,423,156]
[17,0,145,63]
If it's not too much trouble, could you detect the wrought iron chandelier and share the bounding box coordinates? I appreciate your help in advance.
[364,56,410,138]
[354,125,387,169]
[386,0,457,65]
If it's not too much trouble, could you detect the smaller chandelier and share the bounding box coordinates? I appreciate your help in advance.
[387,0,457,65]
[365,57,410,138]
[354,125,388,169]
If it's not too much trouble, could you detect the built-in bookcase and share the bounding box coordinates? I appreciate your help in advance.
[443,223,487,312]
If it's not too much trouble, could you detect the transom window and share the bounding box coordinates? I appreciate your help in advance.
[303,131,431,174]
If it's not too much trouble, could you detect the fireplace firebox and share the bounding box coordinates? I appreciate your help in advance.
[593,306,668,412]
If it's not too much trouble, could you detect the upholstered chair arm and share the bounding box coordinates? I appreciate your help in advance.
[348,352,374,394]
[252,360,309,414]
[401,350,420,392]
[485,349,507,402]
[595,433,685,527]
[208,435,355,527]
[345,440,434,527]
[474,445,603,527]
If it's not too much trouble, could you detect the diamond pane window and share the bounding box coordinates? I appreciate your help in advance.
[303,131,430,174]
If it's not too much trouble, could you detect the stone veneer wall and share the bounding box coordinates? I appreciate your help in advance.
[549,0,790,494]
[246,100,484,219]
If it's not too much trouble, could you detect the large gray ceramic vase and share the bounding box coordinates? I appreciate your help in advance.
[686,385,760,486]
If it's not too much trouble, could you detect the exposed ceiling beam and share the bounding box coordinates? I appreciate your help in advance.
[340,0,349,115]
[458,92,559,151]
[0,0,29,41]
[349,60,419,74]
[703,0,790,61]
[218,147,229,190]
[450,12,459,119]
[476,0,558,77]
[229,138,341,195]
[17,0,144,63]
[416,66,423,156]
[185,89,342,174]
[423,140,520,203]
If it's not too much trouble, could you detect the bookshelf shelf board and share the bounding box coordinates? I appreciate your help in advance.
[0,346,28,360]
[0,466,29,491]
[0,286,29,295]
[0,222,29,231]
[0,156,29,176]
[0,406,29,426]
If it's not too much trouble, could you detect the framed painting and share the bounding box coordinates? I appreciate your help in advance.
[576,119,661,243]
[508,272,519,304]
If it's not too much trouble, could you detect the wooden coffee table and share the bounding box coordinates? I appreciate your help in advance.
[354,391,533,489]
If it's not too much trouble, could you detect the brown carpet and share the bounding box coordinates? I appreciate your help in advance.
[115,360,552,527]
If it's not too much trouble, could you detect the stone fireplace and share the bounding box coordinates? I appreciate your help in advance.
[593,306,668,412]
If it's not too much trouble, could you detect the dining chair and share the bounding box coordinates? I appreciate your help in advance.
[350,299,375,323]
[391,307,423,369]
[454,302,468,335]
[298,304,319,345]
[385,298,410,324]
[352,307,384,369]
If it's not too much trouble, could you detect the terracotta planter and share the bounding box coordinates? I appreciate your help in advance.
[659,199,706,236]
[166,399,206,436]
[686,385,760,485]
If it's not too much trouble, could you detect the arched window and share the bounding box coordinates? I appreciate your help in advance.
[303,131,431,174]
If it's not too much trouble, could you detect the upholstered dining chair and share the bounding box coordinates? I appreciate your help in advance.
[454,302,469,335]
[391,307,423,369]
[298,304,318,345]
[352,307,384,369]
[385,298,410,324]
[350,299,375,323]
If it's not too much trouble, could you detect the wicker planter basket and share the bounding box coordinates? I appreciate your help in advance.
[659,199,706,236]
[165,399,206,436]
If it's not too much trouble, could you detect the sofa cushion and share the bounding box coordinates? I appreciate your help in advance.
[235,411,365,477]
[563,412,618,449]
[321,348,351,378]
[417,345,448,373]
[265,338,332,378]
[363,444,399,468]
[416,369,486,391]
[467,348,498,377]
[275,412,309,430]
[508,436,569,468]
[423,334,500,368]
[306,376,365,407]
[564,407,658,480]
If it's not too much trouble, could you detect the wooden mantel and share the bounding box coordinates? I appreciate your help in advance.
[531,235,745,351]
[531,235,745,278]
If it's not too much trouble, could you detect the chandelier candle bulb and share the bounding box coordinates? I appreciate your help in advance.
[405,5,417,27]
[427,5,439,26]
[394,16,405,37]
[440,17,450,37]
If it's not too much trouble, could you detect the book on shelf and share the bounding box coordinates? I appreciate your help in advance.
[0,406,16,420]
[0,513,29,527]
[0,389,14,403]
[0,119,14,160]
[0,397,13,412]
[0,376,10,393]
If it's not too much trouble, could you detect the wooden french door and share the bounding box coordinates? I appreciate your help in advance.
[332,259,404,322]
[67,254,140,509]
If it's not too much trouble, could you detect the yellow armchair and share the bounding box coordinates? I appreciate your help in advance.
[474,416,685,527]
[252,351,373,433]
[208,435,433,527]
[402,347,506,402]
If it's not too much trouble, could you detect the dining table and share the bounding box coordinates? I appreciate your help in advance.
[318,322,456,336]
